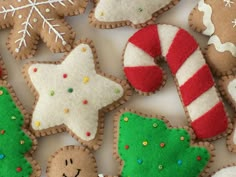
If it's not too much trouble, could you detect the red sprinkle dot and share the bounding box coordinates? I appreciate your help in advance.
[16,167,22,172]
[86,132,91,137]
[125,145,129,150]
[160,143,165,148]
[33,68,37,72]
[63,74,67,78]
[83,100,88,105]
[0,130,5,134]
[197,156,201,161]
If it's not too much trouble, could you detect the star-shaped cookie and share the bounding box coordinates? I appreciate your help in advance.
[23,40,131,150]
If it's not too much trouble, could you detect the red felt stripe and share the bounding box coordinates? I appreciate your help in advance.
[191,102,228,139]
[128,25,161,58]
[180,65,214,106]
[0,67,2,77]
[124,66,163,93]
[166,29,198,75]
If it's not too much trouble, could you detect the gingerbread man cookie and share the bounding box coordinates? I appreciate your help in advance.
[123,24,231,140]
[113,109,214,177]
[0,0,88,59]
[89,0,180,28]
[47,146,110,177]
[0,81,41,177]
[23,39,131,150]
[189,0,236,75]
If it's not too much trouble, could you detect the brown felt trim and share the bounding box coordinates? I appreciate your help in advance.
[0,56,7,80]
[89,0,180,29]
[113,108,215,177]
[0,81,41,177]
[22,39,132,151]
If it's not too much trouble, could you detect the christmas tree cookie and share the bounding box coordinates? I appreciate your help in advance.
[89,0,180,28]
[0,0,88,59]
[114,109,213,177]
[0,81,40,177]
[23,39,131,150]
[0,57,7,80]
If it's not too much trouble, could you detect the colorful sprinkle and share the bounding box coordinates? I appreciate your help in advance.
[83,100,88,105]
[50,90,55,96]
[124,117,129,122]
[16,167,22,172]
[64,108,69,114]
[35,121,41,127]
[160,143,165,148]
[0,154,5,160]
[63,74,68,78]
[86,132,91,137]
[20,140,25,145]
[138,8,143,12]
[0,130,5,134]
[68,88,73,93]
[177,160,182,165]
[180,136,185,141]
[197,156,201,161]
[100,11,104,16]
[83,77,89,84]
[114,88,120,94]
[11,116,16,120]
[81,47,87,52]
[137,159,143,164]
[33,68,37,72]
[125,145,129,150]
[0,90,3,96]
[158,165,163,170]
[142,141,148,146]
[153,123,158,128]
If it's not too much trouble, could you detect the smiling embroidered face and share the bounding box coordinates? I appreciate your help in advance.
[47,146,98,177]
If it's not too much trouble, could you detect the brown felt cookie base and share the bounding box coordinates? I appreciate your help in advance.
[113,108,215,177]
[23,39,132,151]
[89,0,180,29]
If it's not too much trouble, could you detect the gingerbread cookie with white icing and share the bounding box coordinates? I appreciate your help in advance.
[189,0,236,75]
[23,39,131,150]
[0,0,88,59]
[211,164,236,177]
[89,0,180,28]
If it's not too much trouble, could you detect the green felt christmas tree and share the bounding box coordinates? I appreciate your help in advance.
[117,112,211,177]
[0,86,33,177]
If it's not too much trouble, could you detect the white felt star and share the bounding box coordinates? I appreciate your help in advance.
[26,42,124,142]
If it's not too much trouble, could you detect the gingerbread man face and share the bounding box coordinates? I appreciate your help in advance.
[47,146,98,177]
[189,0,236,75]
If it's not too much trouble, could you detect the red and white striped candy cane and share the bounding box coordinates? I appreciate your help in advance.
[124,24,228,139]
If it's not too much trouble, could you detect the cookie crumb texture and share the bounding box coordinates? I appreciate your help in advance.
[0,87,33,177]
[189,0,236,75]
[0,0,88,59]
[91,0,179,28]
[117,112,211,177]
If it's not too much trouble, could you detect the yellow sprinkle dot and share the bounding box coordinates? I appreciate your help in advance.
[153,123,158,128]
[143,141,148,146]
[35,121,41,127]
[124,117,129,122]
[0,90,3,96]
[64,108,70,114]
[83,76,89,84]
[20,140,25,145]
[100,11,104,16]
[180,136,185,141]
[81,47,87,52]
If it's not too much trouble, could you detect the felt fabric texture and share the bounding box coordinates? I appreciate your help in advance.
[117,112,211,177]
[27,43,124,141]
[189,0,236,75]
[212,166,236,177]
[0,86,33,177]
[0,0,88,59]
[123,24,229,139]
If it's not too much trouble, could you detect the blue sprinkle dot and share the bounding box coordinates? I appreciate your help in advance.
[177,160,182,165]
[137,159,143,164]
[0,154,5,160]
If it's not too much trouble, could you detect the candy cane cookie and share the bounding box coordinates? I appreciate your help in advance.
[123,24,230,140]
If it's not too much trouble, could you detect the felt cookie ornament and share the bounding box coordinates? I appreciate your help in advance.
[47,146,110,177]
[123,24,230,140]
[211,164,236,177]
[0,0,88,59]
[89,0,180,28]
[0,57,7,80]
[189,0,236,75]
[23,40,131,150]
[114,109,214,177]
[0,81,41,177]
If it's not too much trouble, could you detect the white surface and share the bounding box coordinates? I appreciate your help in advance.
[0,0,235,176]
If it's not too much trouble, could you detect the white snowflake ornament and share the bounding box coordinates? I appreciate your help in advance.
[23,40,131,150]
[0,0,88,59]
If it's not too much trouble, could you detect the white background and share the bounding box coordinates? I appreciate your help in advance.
[1,0,236,176]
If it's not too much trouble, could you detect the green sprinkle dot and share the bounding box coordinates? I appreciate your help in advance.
[158,165,164,170]
[153,123,158,128]
[11,116,16,120]
[68,88,73,93]
[50,90,55,96]
[115,88,120,94]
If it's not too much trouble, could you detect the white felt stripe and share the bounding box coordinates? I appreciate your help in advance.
[198,0,215,35]
[212,166,236,177]
[186,87,220,121]
[124,43,156,67]
[176,49,206,86]
[158,24,179,57]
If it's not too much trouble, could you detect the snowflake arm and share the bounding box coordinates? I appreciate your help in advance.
[0,2,16,29]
